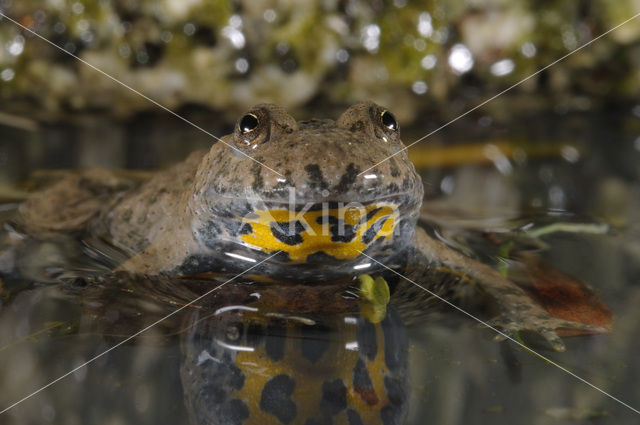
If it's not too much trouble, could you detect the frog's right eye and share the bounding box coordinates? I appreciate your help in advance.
[239,113,259,135]
[234,109,270,149]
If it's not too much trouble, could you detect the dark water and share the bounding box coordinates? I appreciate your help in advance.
[0,109,639,425]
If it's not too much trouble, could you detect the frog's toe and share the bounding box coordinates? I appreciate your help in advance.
[489,321,566,351]
[535,318,609,352]
[488,314,607,352]
[548,317,609,334]
[540,329,566,352]
[487,319,526,342]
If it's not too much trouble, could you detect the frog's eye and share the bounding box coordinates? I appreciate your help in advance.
[337,102,401,144]
[234,109,270,148]
[239,113,259,134]
[234,104,297,149]
[380,110,398,132]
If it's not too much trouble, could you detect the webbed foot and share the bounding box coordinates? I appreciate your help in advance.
[489,311,608,352]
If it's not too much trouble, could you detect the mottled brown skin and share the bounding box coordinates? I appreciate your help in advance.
[15,102,601,346]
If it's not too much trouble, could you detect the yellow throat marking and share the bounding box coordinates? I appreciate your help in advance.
[240,203,398,262]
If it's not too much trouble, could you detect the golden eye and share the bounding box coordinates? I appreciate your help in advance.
[239,113,259,135]
[380,110,398,131]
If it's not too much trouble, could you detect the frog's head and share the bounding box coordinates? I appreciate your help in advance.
[190,102,423,267]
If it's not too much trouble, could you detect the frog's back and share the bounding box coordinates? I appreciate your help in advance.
[17,168,143,235]
[16,151,203,249]
[102,150,204,254]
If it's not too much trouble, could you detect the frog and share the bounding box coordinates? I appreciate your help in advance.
[6,101,602,348]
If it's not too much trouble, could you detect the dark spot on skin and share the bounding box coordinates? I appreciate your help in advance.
[304,418,332,425]
[213,206,235,219]
[260,374,297,424]
[219,398,250,425]
[245,323,264,347]
[401,177,411,191]
[200,384,226,405]
[220,353,246,391]
[273,170,294,190]
[320,379,347,416]
[239,222,252,235]
[353,357,379,405]
[273,250,293,263]
[185,342,249,424]
[300,324,330,363]
[349,120,364,132]
[347,409,365,425]
[381,313,408,373]
[389,158,400,178]
[305,251,340,263]
[205,220,222,236]
[252,163,264,191]
[381,405,401,425]
[331,225,356,243]
[315,215,328,226]
[364,207,382,223]
[361,216,390,245]
[265,324,286,361]
[271,221,305,245]
[318,216,357,243]
[176,254,227,275]
[199,221,224,250]
[304,164,329,190]
[334,163,360,193]
[223,220,252,236]
[386,182,399,194]
[356,319,377,361]
[384,376,406,406]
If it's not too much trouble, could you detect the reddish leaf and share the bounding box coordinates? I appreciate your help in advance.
[512,253,613,336]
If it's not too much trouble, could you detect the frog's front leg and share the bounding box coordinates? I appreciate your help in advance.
[411,227,605,351]
[115,225,200,275]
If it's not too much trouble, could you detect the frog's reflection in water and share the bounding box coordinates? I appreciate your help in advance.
[58,271,410,424]
[179,283,409,425]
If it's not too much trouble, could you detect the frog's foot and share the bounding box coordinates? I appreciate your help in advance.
[488,312,608,352]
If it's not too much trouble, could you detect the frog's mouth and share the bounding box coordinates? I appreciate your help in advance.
[238,202,399,263]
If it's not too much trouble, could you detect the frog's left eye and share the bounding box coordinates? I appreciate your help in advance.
[239,113,259,134]
[380,110,398,132]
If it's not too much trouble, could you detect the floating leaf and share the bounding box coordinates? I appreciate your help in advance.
[512,253,613,336]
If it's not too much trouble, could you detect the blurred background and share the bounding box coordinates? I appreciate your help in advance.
[0,0,638,178]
